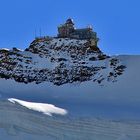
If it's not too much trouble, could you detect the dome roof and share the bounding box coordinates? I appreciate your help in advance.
[66,18,74,25]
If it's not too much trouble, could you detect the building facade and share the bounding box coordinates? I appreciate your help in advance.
[58,19,99,47]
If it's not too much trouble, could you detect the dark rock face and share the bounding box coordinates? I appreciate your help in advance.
[0,38,126,85]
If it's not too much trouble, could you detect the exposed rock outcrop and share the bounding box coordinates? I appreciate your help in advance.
[0,38,126,85]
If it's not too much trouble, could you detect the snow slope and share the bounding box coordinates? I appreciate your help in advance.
[0,55,140,139]
[0,98,140,140]
[0,38,140,139]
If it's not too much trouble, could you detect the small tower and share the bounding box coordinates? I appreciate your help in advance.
[65,18,75,36]
[58,18,75,38]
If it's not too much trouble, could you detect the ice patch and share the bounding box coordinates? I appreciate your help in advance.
[8,98,67,116]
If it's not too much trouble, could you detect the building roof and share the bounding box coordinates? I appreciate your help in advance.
[75,28,91,32]
[66,18,74,25]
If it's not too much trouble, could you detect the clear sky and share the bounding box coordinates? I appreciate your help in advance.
[0,0,140,55]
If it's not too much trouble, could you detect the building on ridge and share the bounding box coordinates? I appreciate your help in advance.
[57,18,99,48]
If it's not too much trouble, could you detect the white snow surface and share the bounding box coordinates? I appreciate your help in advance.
[0,99,140,140]
[0,55,140,139]
[8,98,67,116]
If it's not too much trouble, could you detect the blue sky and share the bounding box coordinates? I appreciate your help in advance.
[0,0,140,55]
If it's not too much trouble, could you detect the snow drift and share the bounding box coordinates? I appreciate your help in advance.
[8,98,67,116]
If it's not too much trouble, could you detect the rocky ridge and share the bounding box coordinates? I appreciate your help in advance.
[0,38,126,85]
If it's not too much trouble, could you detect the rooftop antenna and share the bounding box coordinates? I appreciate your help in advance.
[35,28,37,38]
[39,28,42,37]
[87,24,93,31]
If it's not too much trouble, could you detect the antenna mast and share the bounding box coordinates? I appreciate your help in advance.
[35,28,37,38]
[39,28,42,37]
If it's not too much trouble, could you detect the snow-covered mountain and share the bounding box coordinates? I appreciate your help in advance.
[0,37,140,140]
[0,38,125,85]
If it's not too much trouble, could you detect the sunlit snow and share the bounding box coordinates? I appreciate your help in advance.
[8,98,67,116]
